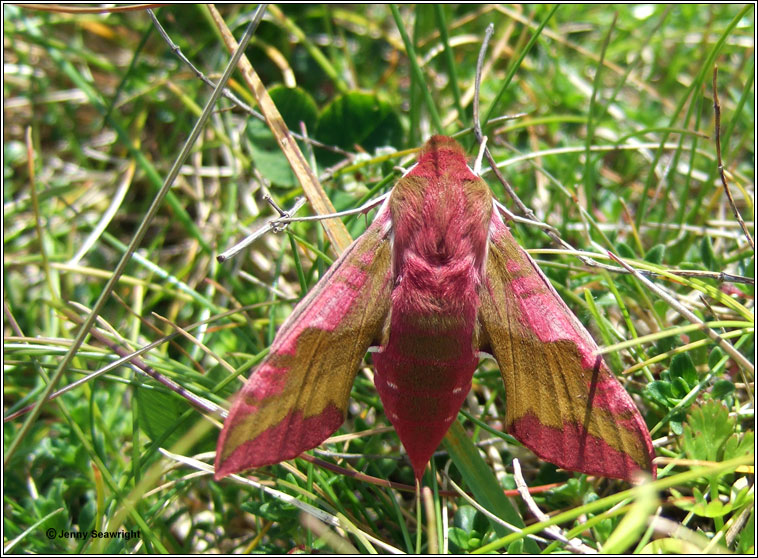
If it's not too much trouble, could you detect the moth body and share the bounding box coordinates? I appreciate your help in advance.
[373,138,492,478]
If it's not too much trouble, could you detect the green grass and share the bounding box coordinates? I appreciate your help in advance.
[3,4,754,554]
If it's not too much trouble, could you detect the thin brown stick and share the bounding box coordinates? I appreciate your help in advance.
[217,197,308,262]
[4,306,224,423]
[472,24,639,279]
[513,459,597,554]
[16,3,165,14]
[473,24,543,223]
[474,28,753,288]
[148,9,348,159]
[712,65,754,250]
[207,4,353,254]
[608,252,753,374]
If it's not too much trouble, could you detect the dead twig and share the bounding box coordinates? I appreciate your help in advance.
[712,65,754,250]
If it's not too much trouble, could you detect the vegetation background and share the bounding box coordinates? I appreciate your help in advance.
[3,4,754,554]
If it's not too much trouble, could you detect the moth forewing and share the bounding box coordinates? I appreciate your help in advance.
[214,207,393,480]
[478,205,656,481]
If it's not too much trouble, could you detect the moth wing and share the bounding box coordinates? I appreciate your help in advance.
[478,214,655,481]
[215,211,392,479]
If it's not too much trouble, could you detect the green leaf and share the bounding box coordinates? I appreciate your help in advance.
[681,400,734,462]
[653,299,670,319]
[702,500,731,518]
[708,347,726,370]
[615,241,636,259]
[671,376,691,398]
[442,421,539,552]
[448,527,472,552]
[669,353,698,387]
[700,236,721,271]
[646,380,674,407]
[136,387,191,448]
[453,505,478,531]
[246,118,298,187]
[315,91,404,165]
[722,430,754,461]
[670,419,684,436]
[688,486,733,518]
[243,498,297,522]
[269,84,318,133]
[655,335,679,354]
[244,85,323,187]
[731,478,752,507]
[542,477,592,509]
[593,517,614,542]
[737,509,755,554]
[711,379,735,400]
[644,243,666,264]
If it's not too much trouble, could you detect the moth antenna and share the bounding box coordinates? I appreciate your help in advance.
[400,162,417,177]
[262,191,288,217]
[473,135,488,176]
[494,200,556,230]
[275,192,390,225]
[217,196,307,262]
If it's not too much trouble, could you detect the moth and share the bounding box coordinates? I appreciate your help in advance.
[215,136,655,482]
